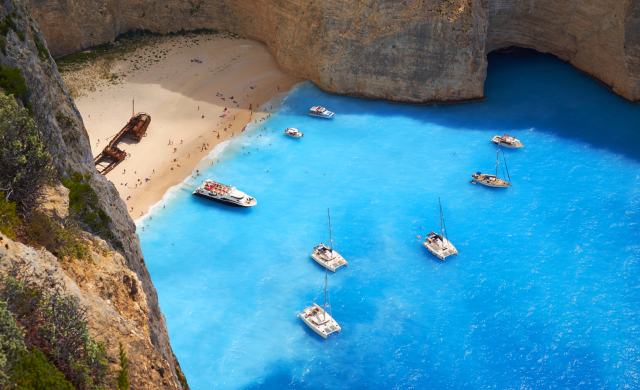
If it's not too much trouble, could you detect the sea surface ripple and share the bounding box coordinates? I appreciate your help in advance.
[140,50,640,389]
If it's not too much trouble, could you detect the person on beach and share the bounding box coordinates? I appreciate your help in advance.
[174,148,177,153]
[123,169,126,174]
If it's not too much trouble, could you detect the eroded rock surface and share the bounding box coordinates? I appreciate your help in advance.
[0,1,188,388]
[23,0,640,102]
[0,231,189,390]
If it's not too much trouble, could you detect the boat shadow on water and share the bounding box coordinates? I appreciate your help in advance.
[190,194,256,214]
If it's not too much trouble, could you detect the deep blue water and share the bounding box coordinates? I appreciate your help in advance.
[139,50,640,389]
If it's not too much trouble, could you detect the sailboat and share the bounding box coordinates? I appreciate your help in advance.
[299,213,342,338]
[423,197,458,261]
[310,208,348,272]
[471,145,512,188]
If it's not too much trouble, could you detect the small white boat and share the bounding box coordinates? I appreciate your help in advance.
[471,146,512,188]
[311,243,348,272]
[422,197,458,261]
[309,106,335,118]
[192,180,257,207]
[491,134,524,148]
[299,303,341,339]
[310,209,347,272]
[284,128,303,138]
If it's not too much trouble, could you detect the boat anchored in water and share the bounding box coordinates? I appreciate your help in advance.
[491,134,524,148]
[284,128,303,138]
[192,180,257,207]
[422,197,458,261]
[299,259,341,339]
[311,208,347,272]
[471,146,512,188]
[309,106,335,118]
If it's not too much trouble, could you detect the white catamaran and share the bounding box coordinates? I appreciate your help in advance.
[422,197,458,261]
[471,146,512,188]
[299,259,341,339]
[310,209,348,272]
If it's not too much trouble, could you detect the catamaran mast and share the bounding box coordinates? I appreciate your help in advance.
[439,197,444,237]
[325,207,331,320]
[495,146,500,177]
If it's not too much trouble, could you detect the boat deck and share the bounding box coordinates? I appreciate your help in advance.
[311,251,348,272]
[299,303,341,339]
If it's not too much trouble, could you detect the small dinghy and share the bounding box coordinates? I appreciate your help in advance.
[422,197,458,261]
[309,106,335,118]
[471,146,512,188]
[310,209,347,272]
[284,128,303,138]
[491,134,524,148]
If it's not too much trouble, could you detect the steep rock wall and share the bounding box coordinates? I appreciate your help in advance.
[486,0,640,102]
[0,1,187,387]
[23,0,640,103]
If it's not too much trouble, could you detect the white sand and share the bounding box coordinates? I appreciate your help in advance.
[66,33,302,218]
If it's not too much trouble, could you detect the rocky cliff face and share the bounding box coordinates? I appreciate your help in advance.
[0,1,187,388]
[23,0,640,103]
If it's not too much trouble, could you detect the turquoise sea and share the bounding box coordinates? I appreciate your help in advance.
[139,50,640,389]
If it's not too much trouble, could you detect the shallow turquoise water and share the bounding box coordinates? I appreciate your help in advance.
[140,50,640,389]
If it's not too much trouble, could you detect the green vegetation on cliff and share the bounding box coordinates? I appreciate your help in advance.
[0,193,22,239]
[0,92,51,214]
[62,172,122,252]
[12,349,74,390]
[21,211,91,262]
[116,342,130,390]
[0,271,109,389]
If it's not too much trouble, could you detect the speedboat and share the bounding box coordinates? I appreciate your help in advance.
[309,106,335,118]
[192,180,257,207]
[471,172,511,188]
[299,303,341,339]
[284,128,303,138]
[311,243,348,272]
[491,134,524,148]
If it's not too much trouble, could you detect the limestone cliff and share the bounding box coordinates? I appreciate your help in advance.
[23,0,640,102]
[0,0,187,388]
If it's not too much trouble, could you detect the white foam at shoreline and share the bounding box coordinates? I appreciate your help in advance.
[135,140,231,225]
[135,82,303,225]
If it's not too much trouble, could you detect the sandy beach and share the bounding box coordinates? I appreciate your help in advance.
[64,32,302,218]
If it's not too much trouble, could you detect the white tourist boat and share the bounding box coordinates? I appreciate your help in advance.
[310,209,347,272]
[299,264,341,339]
[192,179,257,207]
[284,128,303,138]
[471,146,512,188]
[309,106,335,118]
[422,197,458,261]
[491,134,524,148]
